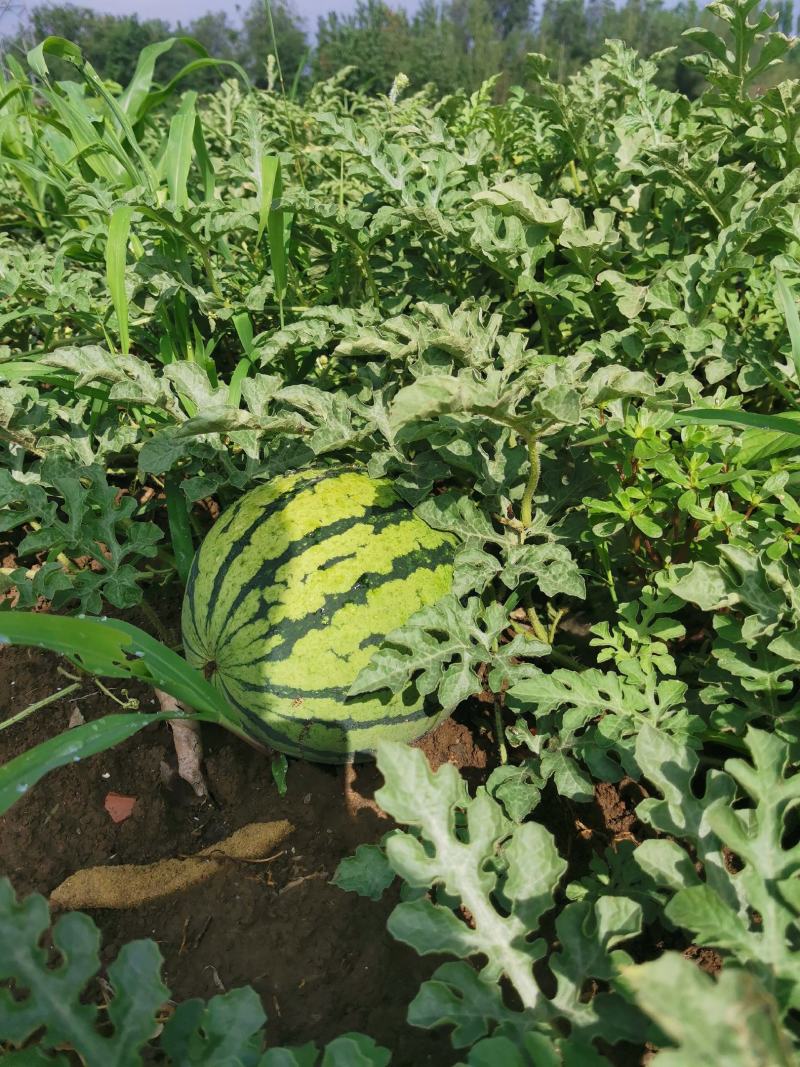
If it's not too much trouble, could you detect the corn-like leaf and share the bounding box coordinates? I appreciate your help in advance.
[119,37,206,123]
[165,473,195,585]
[678,408,800,436]
[0,612,234,724]
[132,54,250,125]
[106,205,133,355]
[257,155,288,304]
[0,713,187,817]
[26,38,158,192]
[775,270,800,388]
[165,91,197,209]
[192,115,216,203]
[26,36,82,78]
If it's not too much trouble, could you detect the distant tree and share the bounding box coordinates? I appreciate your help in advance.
[448,0,507,87]
[489,0,532,37]
[407,0,462,93]
[173,10,242,91]
[536,0,592,78]
[315,0,413,92]
[530,0,705,93]
[3,3,172,84]
[0,0,760,103]
[237,0,308,88]
[775,0,795,35]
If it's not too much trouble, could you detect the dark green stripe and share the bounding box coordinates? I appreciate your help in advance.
[214,674,369,761]
[216,673,440,752]
[222,542,452,680]
[182,631,204,662]
[199,467,350,638]
[318,550,358,572]
[184,550,202,637]
[186,495,244,628]
[214,499,411,646]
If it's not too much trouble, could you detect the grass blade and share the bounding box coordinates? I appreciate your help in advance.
[0,612,232,721]
[227,358,252,408]
[228,314,257,406]
[232,311,254,354]
[165,91,198,209]
[775,269,800,387]
[0,713,186,816]
[256,154,279,246]
[106,205,133,355]
[290,48,310,101]
[256,156,287,314]
[192,115,216,203]
[677,408,800,436]
[165,473,195,585]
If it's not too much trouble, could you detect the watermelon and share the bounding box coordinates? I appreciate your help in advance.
[181,467,455,762]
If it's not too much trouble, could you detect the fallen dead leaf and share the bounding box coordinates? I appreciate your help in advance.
[67,708,85,728]
[155,689,208,798]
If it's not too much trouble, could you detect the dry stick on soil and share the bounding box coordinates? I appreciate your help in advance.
[279,870,329,894]
[0,682,81,732]
[155,688,208,798]
[50,820,294,910]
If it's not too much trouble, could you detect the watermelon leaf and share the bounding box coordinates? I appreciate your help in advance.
[350,596,549,712]
[0,878,392,1065]
[160,987,267,1063]
[332,839,397,901]
[620,954,794,1066]
[318,1034,392,1066]
[0,880,169,1060]
[371,741,645,1044]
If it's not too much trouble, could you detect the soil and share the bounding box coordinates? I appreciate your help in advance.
[0,641,490,1065]
[0,616,716,1067]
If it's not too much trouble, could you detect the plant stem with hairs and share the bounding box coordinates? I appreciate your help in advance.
[520,435,540,529]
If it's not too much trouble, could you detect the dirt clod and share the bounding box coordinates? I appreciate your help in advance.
[683,944,723,976]
[50,820,294,909]
[414,716,488,772]
[103,792,137,824]
[594,780,638,840]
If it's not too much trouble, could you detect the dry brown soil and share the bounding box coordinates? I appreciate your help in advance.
[0,642,488,1065]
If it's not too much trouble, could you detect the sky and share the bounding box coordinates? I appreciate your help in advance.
[1,0,367,32]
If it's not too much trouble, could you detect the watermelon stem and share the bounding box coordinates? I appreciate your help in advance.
[493,693,508,765]
[526,603,550,645]
[520,435,540,531]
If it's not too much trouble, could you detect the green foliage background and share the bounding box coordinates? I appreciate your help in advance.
[2,0,800,1062]
[5,0,799,96]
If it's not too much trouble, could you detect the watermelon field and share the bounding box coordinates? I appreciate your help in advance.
[2,0,800,1062]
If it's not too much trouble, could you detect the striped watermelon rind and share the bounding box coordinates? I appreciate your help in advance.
[181,467,455,763]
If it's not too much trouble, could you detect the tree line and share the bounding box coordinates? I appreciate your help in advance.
[2,0,799,97]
